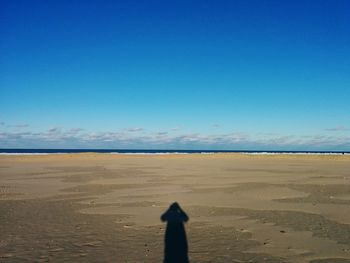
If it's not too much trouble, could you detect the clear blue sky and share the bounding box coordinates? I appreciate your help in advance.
[1,0,350,150]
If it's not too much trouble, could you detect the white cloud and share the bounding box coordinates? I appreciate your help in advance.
[48,127,61,133]
[68,128,84,133]
[0,128,350,150]
[170,126,181,132]
[126,127,144,132]
[6,123,29,128]
[325,126,350,132]
[157,131,168,136]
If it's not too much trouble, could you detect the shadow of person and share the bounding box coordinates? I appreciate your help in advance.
[161,202,189,263]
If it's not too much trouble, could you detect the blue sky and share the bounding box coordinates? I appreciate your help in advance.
[1,0,350,150]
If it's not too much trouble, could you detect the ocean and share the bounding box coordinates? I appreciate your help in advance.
[0,149,349,155]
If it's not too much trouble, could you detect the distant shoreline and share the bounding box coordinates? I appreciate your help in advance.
[0,149,349,156]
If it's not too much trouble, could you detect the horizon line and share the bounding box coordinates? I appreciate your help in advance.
[0,148,349,153]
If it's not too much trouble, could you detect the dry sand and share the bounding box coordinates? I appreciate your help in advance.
[1,153,350,262]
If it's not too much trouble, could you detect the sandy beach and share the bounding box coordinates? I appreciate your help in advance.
[1,153,350,262]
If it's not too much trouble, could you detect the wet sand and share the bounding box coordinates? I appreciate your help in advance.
[1,153,350,262]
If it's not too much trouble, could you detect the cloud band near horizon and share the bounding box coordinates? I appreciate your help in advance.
[0,126,349,151]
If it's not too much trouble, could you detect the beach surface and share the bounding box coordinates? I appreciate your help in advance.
[1,153,350,262]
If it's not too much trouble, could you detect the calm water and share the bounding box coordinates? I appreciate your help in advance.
[0,149,349,155]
